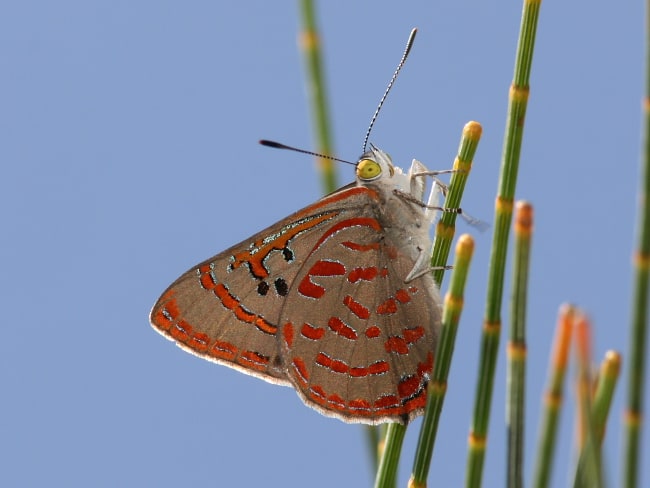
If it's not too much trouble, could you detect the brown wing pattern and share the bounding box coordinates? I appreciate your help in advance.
[150,184,440,424]
[278,210,441,424]
[150,187,385,385]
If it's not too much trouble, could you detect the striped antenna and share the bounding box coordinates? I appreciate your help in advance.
[362,28,418,153]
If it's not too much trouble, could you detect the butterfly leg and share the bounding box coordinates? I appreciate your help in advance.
[406,161,488,231]
[408,159,428,202]
[424,176,444,224]
[407,159,451,223]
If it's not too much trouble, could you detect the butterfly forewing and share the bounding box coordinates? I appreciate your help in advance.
[150,186,386,388]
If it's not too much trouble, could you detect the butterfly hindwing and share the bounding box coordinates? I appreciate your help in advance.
[278,203,440,424]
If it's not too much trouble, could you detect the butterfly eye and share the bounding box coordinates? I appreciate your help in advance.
[356,159,382,181]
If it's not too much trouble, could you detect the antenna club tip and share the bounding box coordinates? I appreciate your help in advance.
[259,139,281,148]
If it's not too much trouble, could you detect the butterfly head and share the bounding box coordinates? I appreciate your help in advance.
[356,145,401,184]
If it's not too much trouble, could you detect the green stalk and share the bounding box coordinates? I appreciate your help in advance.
[406,122,481,488]
[593,351,621,445]
[574,350,621,486]
[430,121,483,286]
[466,1,543,485]
[507,202,533,488]
[374,423,406,488]
[365,424,382,475]
[298,0,337,194]
[531,304,575,488]
[622,1,650,485]
[409,234,475,488]
[572,314,603,488]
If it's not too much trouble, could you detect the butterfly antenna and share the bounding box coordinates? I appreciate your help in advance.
[362,28,418,154]
[260,140,355,166]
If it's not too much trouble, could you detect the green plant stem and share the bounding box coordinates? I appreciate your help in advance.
[365,425,381,476]
[531,304,575,488]
[407,121,482,488]
[507,202,533,488]
[593,351,621,444]
[409,234,475,488]
[376,122,480,488]
[466,1,543,486]
[431,121,483,286]
[374,423,406,488]
[574,350,621,485]
[572,314,603,488]
[623,1,650,485]
[298,0,337,194]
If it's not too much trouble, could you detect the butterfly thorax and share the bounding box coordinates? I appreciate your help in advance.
[354,146,433,267]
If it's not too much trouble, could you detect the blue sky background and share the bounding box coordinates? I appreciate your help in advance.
[2,2,647,487]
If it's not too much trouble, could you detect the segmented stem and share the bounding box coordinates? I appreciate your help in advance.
[507,202,533,488]
[622,0,650,484]
[298,0,337,194]
[531,305,575,488]
[466,1,543,485]
[430,121,482,287]
[572,314,603,488]
[409,235,475,488]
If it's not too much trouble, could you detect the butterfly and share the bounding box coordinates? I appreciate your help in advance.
[150,144,450,424]
[150,28,452,425]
